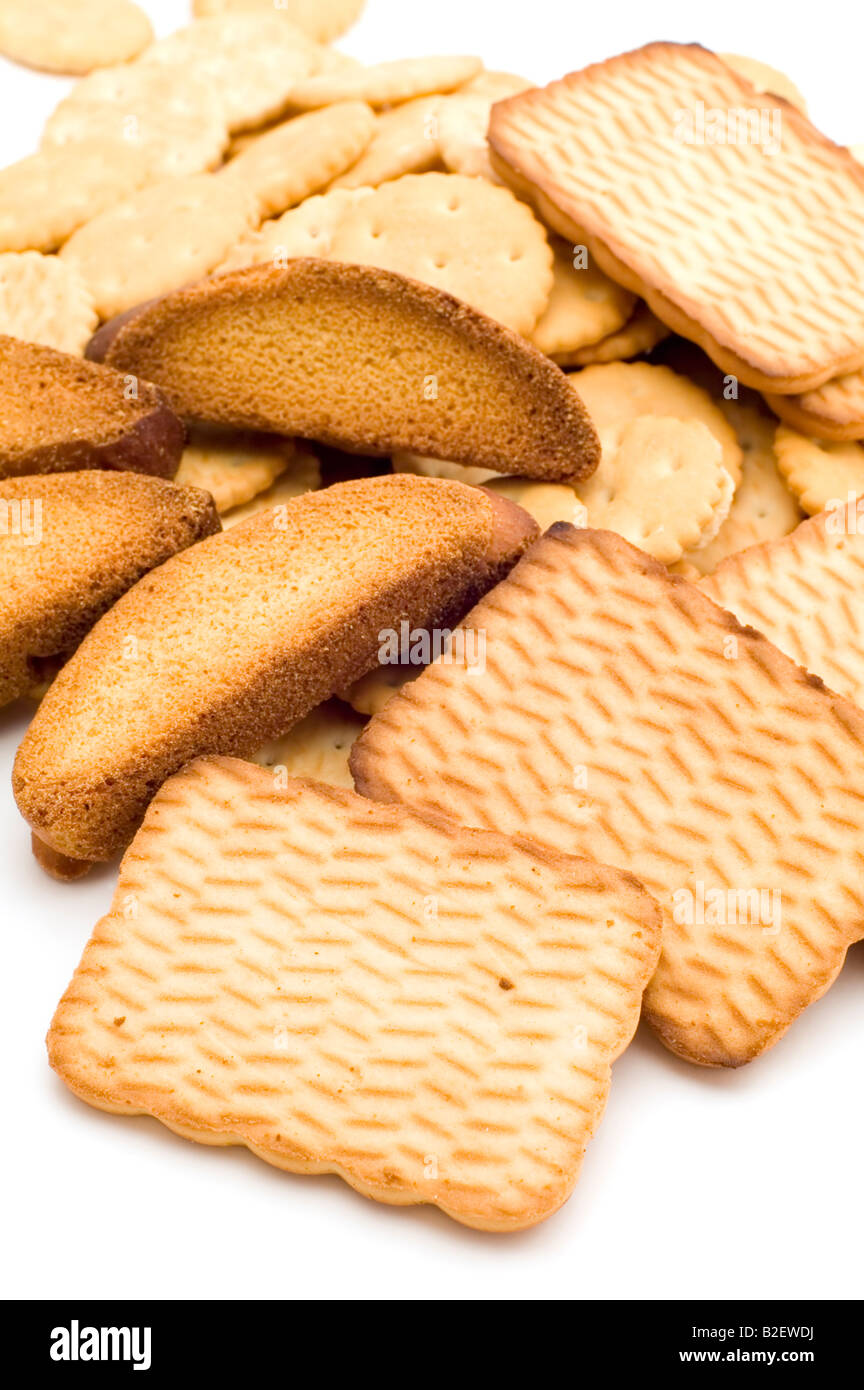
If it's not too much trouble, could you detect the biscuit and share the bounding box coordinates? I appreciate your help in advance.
[530,239,637,363]
[0,335,185,482]
[140,14,324,133]
[391,453,505,487]
[0,0,152,74]
[341,663,420,717]
[351,525,864,1068]
[41,65,229,181]
[0,253,97,356]
[216,189,373,273]
[701,503,864,706]
[175,430,297,512]
[564,302,670,368]
[0,471,218,708]
[0,138,162,254]
[220,445,322,525]
[61,175,259,320]
[436,92,502,181]
[327,173,554,335]
[222,103,376,219]
[13,474,538,864]
[330,96,444,189]
[487,420,734,564]
[766,371,864,442]
[88,261,600,480]
[458,70,534,99]
[489,43,864,391]
[719,53,807,112]
[47,756,660,1230]
[568,361,743,485]
[250,699,366,787]
[192,0,365,43]
[773,427,864,515]
[285,55,482,110]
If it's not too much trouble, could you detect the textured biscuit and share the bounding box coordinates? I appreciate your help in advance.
[216,189,373,273]
[531,239,636,363]
[774,427,864,515]
[192,0,365,42]
[701,504,864,707]
[250,699,366,787]
[13,474,538,863]
[0,253,97,356]
[0,471,218,707]
[47,756,660,1230]
[0,0,152,74]
[719,53,807,112]
[327,173,553,335]
[352,525,864,1068]
[175,430,296,512]
[88,261,600,480]
[286,56,482,109]
[41,65,229,180]
[489,43,864,390]
[220,445,321,525]
[222,103,375,219]
[0,139,162,254]
[564,302,670,367]
[140,14,323,133]
[0,335,185,482]
[766,371,864,442]
[61,175,259,320]
[330,96,444,188]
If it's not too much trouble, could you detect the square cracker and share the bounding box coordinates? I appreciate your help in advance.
[48,758,660,1232]
[352,526,864,1068]
[489,43,864,391]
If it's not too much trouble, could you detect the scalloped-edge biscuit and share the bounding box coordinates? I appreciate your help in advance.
[0,0,152,75]
[766,369,864,442]
[286,55,482,110]
[250,699,366,786]
[47,755,661,1230]
[219,445,322,525]
[216,189,373,273]
[175,431,296,512]
[531,239,636,362]
[774,426,864,514]
[330,97,444,189]
[564,302,670,367]
[0,253,97,356]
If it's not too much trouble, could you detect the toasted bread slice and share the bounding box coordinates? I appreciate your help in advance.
[0,471,219,709]
[14,474,538,865]
[0,335,185,481]
[87,261,599,480]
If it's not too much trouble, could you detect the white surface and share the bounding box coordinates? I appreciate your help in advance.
[1,0,863,1302]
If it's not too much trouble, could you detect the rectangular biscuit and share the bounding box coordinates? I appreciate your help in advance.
[488,43,864,391]
[351,525,864,1067]
[48,758,660,1232]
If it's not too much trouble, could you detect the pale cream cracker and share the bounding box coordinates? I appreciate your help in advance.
[285,55,483,110]
[0,252,97,356]
[0,0,152,75]
[175,432,297,513]
[563,302,670,367]
[249,699,367,787]
[192,0,366,44]
[330,96,444,189]
[215,189,373,274]
[220,446,322,525]
[719,53,807,113]
[391,453,505,487]
[530,238,636,362]
[774,426,864,515]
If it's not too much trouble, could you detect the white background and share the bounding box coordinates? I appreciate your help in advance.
[1,0,862,1302]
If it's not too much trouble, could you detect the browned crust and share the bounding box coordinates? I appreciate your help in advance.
[31,833,94,882]
[90,260,600,481]
[0,335,186,480]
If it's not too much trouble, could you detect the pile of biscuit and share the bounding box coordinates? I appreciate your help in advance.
[2,1,864,1233]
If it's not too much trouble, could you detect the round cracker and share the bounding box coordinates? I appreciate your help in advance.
[391,452,505,487]
[774,427,864,515]
[216,188,373,273]
[41,65,229,182]
[286,55,482,110]
[531,238,636,361]
[331,96,444,189]
[342,663,422,717]
[0,0,152,75]
[458,70,534,99]
[0,252,97,355]
[222,103,376,219]
[175,431,297,513]
[249,699,367,788]
[328,172,553,335]
[720,54,807,114]
[140,14,323,133]
[564,302,670,367]
[192,0,365,44]
[220,446,323,526]
[60,174,258,320]
[436,92,502,181]
[568,361,743,485]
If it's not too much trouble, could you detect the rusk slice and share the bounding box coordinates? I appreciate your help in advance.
[13,475,538,863]
[47,757,661,1231]
[352,526,864,1068]
[0,472,219,708]
[701,504,864,707]
[88,261,599,480]
[0,336,185,482]
[488,43,864,392]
